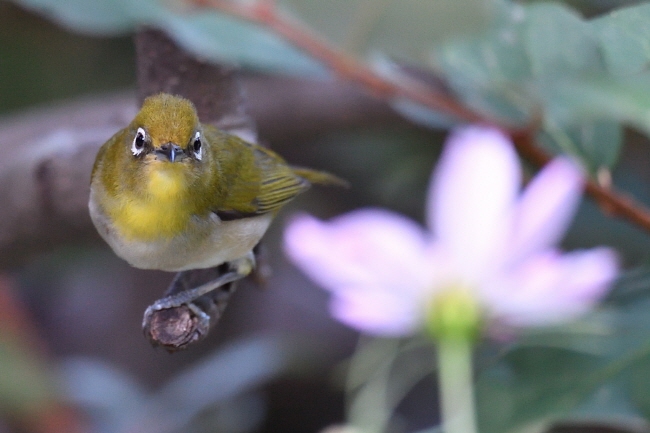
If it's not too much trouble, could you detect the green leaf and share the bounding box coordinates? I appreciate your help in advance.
[538,120,622,172]
[566,381,644,426]
[278,0,368,49]
[161,11,328,76]
[605,266,650,306]
[592,3,650,76]
[430,4,536,125]
[437,2,529,78]
[523,3,604,78]
[540,75,650,135]
[429,0,650,169]
[11,0,328,75]
[280,0,497,66]
[432,2,596,125]
[477,345,606,433]
[13,0,138,34]
[573,121,622,170]
[357,0,494,64]
[625,350,650,420]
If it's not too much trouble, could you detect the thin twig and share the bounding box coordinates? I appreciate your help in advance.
[254,0,276,16]
[193,0,485,123]
[512,130,650,230]
[193,0,650,233]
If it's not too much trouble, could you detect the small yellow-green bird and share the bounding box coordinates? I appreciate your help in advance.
[89,93,343,279]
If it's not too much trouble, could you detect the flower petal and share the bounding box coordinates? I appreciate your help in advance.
[283,209,434,336]
[510,157,584,262]
[285,208,435,288]
[484,247,618,327]
[329,284,421,336]
[427,126,521,282]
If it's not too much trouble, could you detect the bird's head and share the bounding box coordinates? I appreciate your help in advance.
[112,93,210,201]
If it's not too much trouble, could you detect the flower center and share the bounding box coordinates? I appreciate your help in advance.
[426,287,482,341]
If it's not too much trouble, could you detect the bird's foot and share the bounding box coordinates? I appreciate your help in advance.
[142,253,255,351]
[145,255,253,312]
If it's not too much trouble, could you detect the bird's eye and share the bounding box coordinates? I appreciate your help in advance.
[192,132,202,160]
[131,127,147,156]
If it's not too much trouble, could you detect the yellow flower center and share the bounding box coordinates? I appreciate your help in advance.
[426,287,482,341]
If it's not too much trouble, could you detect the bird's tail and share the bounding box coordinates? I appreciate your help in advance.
[292,167,350,188]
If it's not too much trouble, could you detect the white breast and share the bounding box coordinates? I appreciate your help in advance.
[89,191,273,271]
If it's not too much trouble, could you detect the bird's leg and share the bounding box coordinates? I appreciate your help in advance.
[147,253,254,313]
[142,252,255,350]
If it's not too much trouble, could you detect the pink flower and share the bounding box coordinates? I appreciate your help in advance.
[284,126,618,337]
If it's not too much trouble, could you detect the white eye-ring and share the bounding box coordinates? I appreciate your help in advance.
[192,131,202,160]
[131,127,147,156]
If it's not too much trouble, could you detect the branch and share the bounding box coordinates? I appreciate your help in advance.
[0,93,136,269]
[196,0,650,234]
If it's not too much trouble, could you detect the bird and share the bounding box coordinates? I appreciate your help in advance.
[89,93,345,313]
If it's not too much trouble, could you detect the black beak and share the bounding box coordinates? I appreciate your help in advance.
[155,143,184,162]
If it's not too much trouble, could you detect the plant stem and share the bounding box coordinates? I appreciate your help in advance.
[437,337,478,433]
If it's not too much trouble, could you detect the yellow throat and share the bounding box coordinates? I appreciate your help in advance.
[111,163,193,241]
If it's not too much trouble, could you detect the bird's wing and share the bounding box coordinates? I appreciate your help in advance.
[252,146,311,213]
[214,138,310,220]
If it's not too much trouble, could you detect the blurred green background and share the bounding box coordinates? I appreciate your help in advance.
[0,1,135,113]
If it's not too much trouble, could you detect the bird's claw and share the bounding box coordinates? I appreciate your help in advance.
[142,253,255,351]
